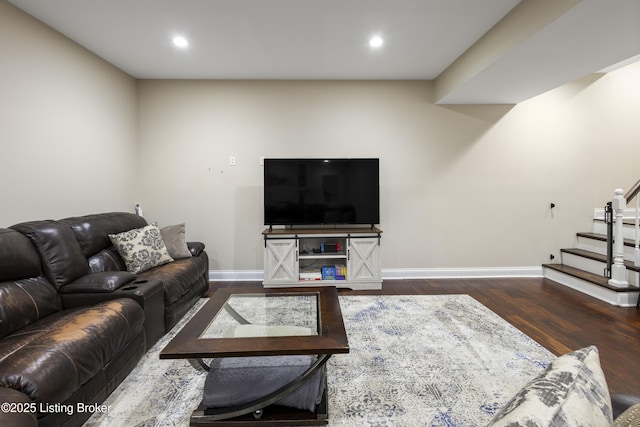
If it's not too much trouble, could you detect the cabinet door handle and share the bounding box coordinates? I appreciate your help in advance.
[347,249,350,261]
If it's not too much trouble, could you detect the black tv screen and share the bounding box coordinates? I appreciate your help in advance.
[264,158,380,226]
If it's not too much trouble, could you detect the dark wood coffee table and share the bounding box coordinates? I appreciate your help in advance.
[160,286,349,426]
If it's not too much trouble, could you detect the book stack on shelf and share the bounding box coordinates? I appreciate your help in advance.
[321,266,346,280]
[299,272,322,281]
[299,266,347,281]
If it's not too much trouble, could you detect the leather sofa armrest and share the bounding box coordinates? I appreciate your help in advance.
[0,387,38,427]
[187,241,205,257]
[59,271,136,294]
[612,393,640,420]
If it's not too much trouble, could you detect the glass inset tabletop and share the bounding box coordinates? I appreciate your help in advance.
[201,293,320,339]
[160,287,349,359]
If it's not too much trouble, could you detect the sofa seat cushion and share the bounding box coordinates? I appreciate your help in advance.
[0,277,62,340]
[137,255,208,305]
[0,299,144,405]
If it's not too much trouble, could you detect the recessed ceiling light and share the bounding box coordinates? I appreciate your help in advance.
[172,36,189,48]
[369,36,384,48]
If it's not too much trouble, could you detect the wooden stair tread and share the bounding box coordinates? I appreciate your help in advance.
[560,248,640,273]
[543,263,639,292]
[576,232,637,247]
[594,218,640,226]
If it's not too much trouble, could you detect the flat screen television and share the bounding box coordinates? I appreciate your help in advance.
[264,158,380,226]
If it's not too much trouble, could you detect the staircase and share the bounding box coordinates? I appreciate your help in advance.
[543,213,640,307]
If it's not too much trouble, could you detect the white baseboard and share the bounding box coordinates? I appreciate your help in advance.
[209,270,263,281]
[208,266,543,282]
[381,266,543,279]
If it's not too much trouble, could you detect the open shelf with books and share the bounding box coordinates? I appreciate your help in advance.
[262,227,382,290]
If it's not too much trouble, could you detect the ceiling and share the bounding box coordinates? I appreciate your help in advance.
[8,0,640,104]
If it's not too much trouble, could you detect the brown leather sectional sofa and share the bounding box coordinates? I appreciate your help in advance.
[0,212,209,427]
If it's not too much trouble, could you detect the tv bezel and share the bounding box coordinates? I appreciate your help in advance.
[263,157,380,227]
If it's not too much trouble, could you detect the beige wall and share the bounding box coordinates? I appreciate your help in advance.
[4,0,640,273]
[0,1,138,225]
[137,64,640,272]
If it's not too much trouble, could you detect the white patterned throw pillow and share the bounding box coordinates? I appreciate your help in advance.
[109,225,174,274]
[488,346,613,427]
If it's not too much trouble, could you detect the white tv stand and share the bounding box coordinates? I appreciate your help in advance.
[262,227,382,290]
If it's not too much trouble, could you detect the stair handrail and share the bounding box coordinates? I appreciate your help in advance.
[624,178,640,202]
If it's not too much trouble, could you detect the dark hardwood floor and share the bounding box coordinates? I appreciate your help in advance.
[209,278,640,394]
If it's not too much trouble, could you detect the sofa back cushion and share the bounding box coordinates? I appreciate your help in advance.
[0,229,62,339]
[62,212,148,257]
[11,221,89,288]
[61,212,148,272]
[0,228,40,283]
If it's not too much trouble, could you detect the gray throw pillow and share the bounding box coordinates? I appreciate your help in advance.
[109,225,174,274]
[160,223,192,259]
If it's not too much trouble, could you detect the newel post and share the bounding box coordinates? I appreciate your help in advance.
[609,188,629,287]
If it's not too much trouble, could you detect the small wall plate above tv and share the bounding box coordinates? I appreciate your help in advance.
[263,158,380,228]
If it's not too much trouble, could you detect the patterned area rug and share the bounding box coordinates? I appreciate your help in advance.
[85,295,553,426]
